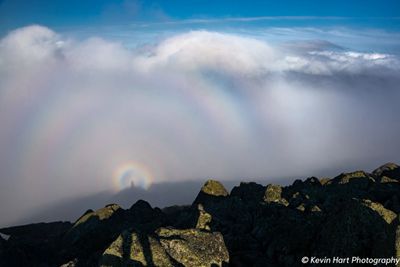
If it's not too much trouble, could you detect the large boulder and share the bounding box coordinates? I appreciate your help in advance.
[231,182,265,203]
[63,204,124,247]
[126,200,166,232]
[310,199,394,258]
[64,200,164,246]
[100,228,229,267]
[193,180,229,205]
[63,201,167,265]
[264,184,288,206]
[0,222,72,266]
[361,199,397,224]
[100,230,173,267]
[157,228,229,267]
[195,204,212,231]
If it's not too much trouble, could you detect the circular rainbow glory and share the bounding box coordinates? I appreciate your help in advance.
[113,161,153,191]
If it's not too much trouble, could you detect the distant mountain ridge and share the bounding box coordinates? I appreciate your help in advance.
[1,162,400,266]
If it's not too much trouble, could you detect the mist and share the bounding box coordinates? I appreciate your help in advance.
[1,25,400,226]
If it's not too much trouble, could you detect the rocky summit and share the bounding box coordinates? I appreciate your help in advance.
[1,163,400,266]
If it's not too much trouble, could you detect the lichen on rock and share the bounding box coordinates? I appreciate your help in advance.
[100,230,173,267]
[361,199,397,224]
[200,180,229,197]
[195,204,212,231]
[264,184,288,206]
[157,227,229,267]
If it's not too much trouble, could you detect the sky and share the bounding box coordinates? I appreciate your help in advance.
[0,0,400,226]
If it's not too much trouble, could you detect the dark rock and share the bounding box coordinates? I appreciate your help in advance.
[304,176,321,186]
[157,227,229,267]
[99,230,173,267]
[396,221,400,264]
[331,170,375,186]
[193,180,229,206]
[2,162,400,267]
[100,227,229,267]
[62,201,164,265]
[200,180,229,197]
[195,204,212,230]
[129,199,153,212]
[59,258,78,267]
[373,163,400,181]
[311,198,395,259]
[361,199,397,224]
[0,221,72,266]
[63,204,124,248]
[264,184,288,206]
[319,177,331,185]
[231,182,265,203]
[126,200,166,231]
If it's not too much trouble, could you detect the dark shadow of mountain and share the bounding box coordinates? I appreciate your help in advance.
[9,178,292,227]
[6,191,114,227]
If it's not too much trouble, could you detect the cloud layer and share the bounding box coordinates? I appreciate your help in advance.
[1,25,400,225]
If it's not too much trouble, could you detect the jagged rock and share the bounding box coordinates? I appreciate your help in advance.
[319,177,331,185]
[126,200,165,231]
[296,203,306,211]
[100,227,229,267]
[311,205,322,212]
[304,177,321,186]
[157,228,229,267]
[0,222,72,266]
[253,206,320,266]
[332,170,375,185]
[0,233,9,241]
[231,182,265,203]
[264,184,288,206]
[196,204,212,230]
[62,200,166,264]
[193,180,229,205]
[288,192,307,207]
[200,180,229,197]
[264,184,282,202]
[60,258,78,267]
[163,205,198,229]
[129,199,153,213]
[63,204,124,247]
[99,230,173,267]
[373,163,400,181]
[311,198,394,258]
[81,204,121,222]
[361,199,397,224]
[75,209,94,222]
[385,195,400,214]
[381,176,399,183]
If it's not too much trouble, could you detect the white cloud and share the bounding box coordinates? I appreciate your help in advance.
[65,37,132,72]
[131,30,399,76]
[0,25,400,225]
[132,31,277,75]
[0,25,61,68]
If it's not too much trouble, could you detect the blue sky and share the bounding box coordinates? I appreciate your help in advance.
[1,0,399,54]
[1,0,399,32]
